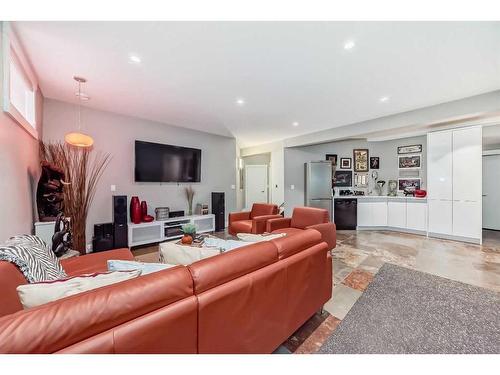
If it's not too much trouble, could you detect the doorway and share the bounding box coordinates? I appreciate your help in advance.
[245,165,269,208]
[482,153,500,230]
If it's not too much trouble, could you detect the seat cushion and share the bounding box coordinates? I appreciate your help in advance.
[229,220,253,234]
[270,227,303,236]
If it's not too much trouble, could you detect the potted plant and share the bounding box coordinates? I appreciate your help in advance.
[181,223,197,245]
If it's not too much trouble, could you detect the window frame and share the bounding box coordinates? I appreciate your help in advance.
[1,22,39,139]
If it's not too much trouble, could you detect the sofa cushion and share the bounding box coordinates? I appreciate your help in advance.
[270,228,322,260]
[290,207,329,229]
[61,248,134,276]
[17,270,141,309]
[0,262,27,317]
[229,219,253,234]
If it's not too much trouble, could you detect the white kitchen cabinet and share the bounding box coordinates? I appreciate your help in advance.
[357,199,387,227]
[387,200,406,228]
[452,127,482,202]
[357,201,372,226]
[427,131,453,200]
[406,200,428,231]
[371,200,388,226]
[453,201,482,239]
[428,199,453,235]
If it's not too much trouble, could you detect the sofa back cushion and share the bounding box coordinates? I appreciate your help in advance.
[290,207,330,229]
[0,262,27,317]
[270,228,322,260]
[250,203,278,219]
[188,241,278,294]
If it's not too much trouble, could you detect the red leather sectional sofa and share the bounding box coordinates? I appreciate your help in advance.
[0,229,332,353]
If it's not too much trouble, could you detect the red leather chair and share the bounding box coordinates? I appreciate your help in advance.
[228,203,280,236]
[266,206,336,250]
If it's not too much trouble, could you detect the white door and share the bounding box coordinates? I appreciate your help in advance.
[483,154,500,230]
[245,165,268,208]
[452,127,482,202]
[427,130,453,199]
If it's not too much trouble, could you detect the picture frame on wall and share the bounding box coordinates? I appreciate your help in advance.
[369,157,380,169]
[325,154,338,166]
[398,154,421,169]
[334,170,352,187]
[398,178,421,192]
[397,144,422,154]
[340,157,352,169]
[353,149,369,172]
[354,173,368,188]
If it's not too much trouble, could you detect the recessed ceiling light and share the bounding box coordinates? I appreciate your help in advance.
[379,96,390,103]
[343,40,355,50]
[236,98,245,106]
[292,122,299,127]
[128,54,142,64]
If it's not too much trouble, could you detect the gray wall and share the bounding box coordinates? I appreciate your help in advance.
[284,135,426,215]
[43,99,237,248]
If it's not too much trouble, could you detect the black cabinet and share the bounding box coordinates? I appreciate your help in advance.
[211,192,225,232]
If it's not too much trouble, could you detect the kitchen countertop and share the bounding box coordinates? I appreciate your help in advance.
[334,195,427,201]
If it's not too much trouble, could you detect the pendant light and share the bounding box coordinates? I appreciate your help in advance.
[64,76,94,147]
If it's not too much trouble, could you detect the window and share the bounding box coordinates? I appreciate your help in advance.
[1,21,38,138]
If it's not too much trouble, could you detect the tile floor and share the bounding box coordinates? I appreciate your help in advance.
[133,229,500,354]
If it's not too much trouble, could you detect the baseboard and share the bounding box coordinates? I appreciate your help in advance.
[428,232,481,245]
[356,226,427,236]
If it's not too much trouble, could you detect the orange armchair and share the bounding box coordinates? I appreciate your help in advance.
[266,206,336,250]
[228,203,281,236]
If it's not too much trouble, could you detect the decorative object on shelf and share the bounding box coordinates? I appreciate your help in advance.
[334,170,353,187]
[141,201,148,219]
[340,158,352,169]
[415,189,427,198]
[181,223,197,245]
[398,178,421,192]
[353,149,369,172]
[169,210,185,218]
[155,207,170,220]
[51,213,72,257]
[398,154,421,169]
[376,180,386,196]
[196,203,209,215]
[64,76,94,148]
[397,144,422,154]
[130,196,142,224]
[354,172,368,188]
[36,161,65,222]
[143,215,154,222]
[370,157,380,169]
[185,186,195,216]
[387,180,398,196]
[39,141,110,254]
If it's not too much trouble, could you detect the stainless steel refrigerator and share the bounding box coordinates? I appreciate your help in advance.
[304,161,333,220]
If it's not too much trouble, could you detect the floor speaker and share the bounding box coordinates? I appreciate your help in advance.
[113,222,128,249]
[113,195,128,224]
[211,192,225,232]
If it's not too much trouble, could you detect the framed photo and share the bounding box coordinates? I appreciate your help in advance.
[334,170,352,187]
[325,154,338,166]
[354,173,368,188]
[370,157,380,169]
[398,178,421,192]
[353,149,369,172]
[397,144,422,154]
[398,154,421,169]
[340,157,352,169]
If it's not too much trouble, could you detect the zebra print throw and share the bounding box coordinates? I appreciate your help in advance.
[0,235,67,283]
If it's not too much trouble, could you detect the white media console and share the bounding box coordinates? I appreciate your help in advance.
[127,214,216,247]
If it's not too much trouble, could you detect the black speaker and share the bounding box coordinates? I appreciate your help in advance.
[93,222,114,252]
[113,222,128,248]
[113,195,127,224]
[211,192,225,232]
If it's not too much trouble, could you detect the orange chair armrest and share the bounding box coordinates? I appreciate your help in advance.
[266,217,292,232]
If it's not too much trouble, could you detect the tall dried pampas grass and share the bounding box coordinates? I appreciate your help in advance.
[40,141,111,253]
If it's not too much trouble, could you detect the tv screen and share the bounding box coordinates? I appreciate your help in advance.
[135,140,201,182]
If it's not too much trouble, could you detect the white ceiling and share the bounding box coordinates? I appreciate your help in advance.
[13,21,500,147]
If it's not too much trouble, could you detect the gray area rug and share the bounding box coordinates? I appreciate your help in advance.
[319,263,500,354]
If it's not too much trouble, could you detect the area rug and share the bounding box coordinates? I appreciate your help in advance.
[318,263,500,354]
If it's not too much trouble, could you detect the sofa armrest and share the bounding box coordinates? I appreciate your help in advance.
[251,215,283,234]
[306,222,336,251]
[266,217,292,232]
[61,248,134,277]
[228,211,251,224]
[0,266,193,354]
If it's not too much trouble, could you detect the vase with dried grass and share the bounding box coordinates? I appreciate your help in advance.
[39,141,111,254]
[185,186,195,216]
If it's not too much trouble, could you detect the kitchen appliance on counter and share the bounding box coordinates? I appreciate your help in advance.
[305,161,333,220]
[334,198,357,230]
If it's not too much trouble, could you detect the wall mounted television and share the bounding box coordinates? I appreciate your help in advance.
[134,140,201,182]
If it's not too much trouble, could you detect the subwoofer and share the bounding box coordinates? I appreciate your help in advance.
[113,195,128,224]
[92,222,114,252]
[211,192,225,232]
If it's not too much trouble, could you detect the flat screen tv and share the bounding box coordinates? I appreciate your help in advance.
[135,140,201,182]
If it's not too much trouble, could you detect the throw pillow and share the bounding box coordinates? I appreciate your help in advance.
[16,270,141,309]
[1,235,66,282]
[107,259,175,275]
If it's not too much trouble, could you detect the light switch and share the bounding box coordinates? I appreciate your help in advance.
[230,184,236,189]
[110,185,116,192]
[291,185,295,190]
